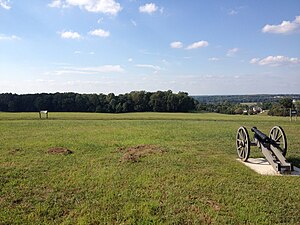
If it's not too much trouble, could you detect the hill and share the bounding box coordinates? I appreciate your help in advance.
[192,94,300,104]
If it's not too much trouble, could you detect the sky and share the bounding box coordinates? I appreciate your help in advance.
[0,0,300,95]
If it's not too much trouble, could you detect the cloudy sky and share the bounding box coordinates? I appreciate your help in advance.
[0,0,299,95]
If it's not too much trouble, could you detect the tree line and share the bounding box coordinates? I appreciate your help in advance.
[0,91,298,116]
[0,91,196,113]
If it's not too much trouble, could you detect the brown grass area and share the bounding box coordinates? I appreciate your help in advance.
[118,144,165,162]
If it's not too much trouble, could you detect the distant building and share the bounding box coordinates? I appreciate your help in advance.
[252,106,262,113]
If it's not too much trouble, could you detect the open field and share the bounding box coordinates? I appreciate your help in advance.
[0,112,299,224]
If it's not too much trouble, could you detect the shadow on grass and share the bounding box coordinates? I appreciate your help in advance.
[288,157,300,168]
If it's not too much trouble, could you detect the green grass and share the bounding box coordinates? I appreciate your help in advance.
[0,112,299,224]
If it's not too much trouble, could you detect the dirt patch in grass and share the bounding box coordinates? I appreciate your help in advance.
[118,144,165,162]
[9,148,23,154]
[206,200,221,211]
[47,147,73,155]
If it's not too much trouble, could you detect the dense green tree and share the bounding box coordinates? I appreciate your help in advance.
[149,91,166,112]
[75,94,88,112]
[279,97,293,109]
[130,91,150,112]
[7,101,16,112]
[177,92,195,112]
[294,101,300,111]
[268,103,285,116]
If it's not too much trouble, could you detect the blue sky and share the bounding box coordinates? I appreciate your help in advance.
[0,0,299,95]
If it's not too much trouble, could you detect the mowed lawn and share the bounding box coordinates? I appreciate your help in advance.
[0,112,299,224]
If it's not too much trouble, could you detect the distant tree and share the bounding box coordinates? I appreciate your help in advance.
[294,101,300,111]
[234,107,244,115]
[115,103,123,113]
[96,94,108,112]
[108,99,117,113]
[52,93,63,111]
[177,92,195,112]
[106,93,115,102]
[279,97,293,109]
[130,91,149,112]
[149,91,166,112]
[261,102,272,110]
[195,102,207,112]
[166,92,179,112]
[75,94,88,112]
[268,103,286,116]
[86,94,99,112]
[62,93,77,111]
[34,96,46,110]
[7,101,16,112]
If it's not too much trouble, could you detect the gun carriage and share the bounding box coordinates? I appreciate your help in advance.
[236,126,293,173]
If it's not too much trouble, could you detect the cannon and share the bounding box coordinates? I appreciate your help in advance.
[236,126,293,173]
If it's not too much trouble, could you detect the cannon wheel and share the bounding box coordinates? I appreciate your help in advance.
[236,126,250,161]
[269,126,287,156]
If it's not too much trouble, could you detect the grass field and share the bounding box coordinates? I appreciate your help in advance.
[0,112,299,224]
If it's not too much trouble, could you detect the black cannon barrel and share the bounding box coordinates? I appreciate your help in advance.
[251,127,270,143]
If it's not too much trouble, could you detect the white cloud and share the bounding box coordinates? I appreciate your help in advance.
[226,48,239,57]
[208,57,220,61]
[170,41,183,49]
[0,34,21,40]
[60,31,82,39]
[97,18,104,23]
[262,15,300,34]
[54,65,125,75]
[89,28,110,37]
[139,3,158,14]
[226,6,246,16]
[131,19,137,27]
[186,41,208,50]
[74,50,81,54]
[48,0,62,8]
[249,58,260,64]
[128,58,133,62]
[162,59,169,65]
[0,0,11,10]
[48,0,122,15]
[135,64,161,70]
[228,9,238,15]
[250,55,300,66]
[159,7,164,14]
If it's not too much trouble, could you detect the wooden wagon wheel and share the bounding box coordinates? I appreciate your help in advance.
[269,126,287,157]
[236,126,250,161]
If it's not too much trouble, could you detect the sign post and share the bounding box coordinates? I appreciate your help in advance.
[290,109,297,122]
[39,110,48,119]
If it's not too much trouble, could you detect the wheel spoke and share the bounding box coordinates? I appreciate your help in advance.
[274,129,279,140]
[239,130,244,140]
[240,148,244,158]
[270,132,275,140]
[275,134,282,142]
[241,131,245,141]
